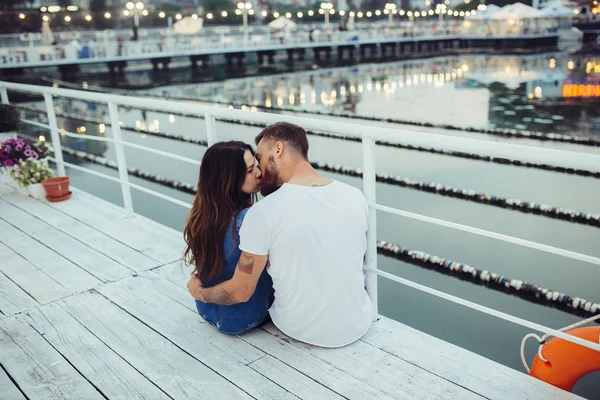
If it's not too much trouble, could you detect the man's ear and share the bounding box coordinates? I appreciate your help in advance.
[275,141,284,157]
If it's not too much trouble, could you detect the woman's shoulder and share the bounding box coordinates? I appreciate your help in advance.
[235,207,251,230]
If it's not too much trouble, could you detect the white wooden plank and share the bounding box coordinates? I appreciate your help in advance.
[0,219,100,293]
[98,277,298,400]
[241,325,397,400]
[141,263,197,311]
[0,193,159,272]
[0,184,15,196]
[149,260,191,289]
[99,276,263,363]
[23,304,172,400]
[46,189,183,264]
[0,242,71,304]
[248,354,344,400]
[260,323,483,400]
[361,317,580,400]
[0,271,38,317]
[0,199,134,282]
[75,188,183,236]
[0,366,26,400]
[0,315,103,400]
[74,189,184,238]
[58,291,253,400]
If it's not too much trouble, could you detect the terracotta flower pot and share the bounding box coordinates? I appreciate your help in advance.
[41,177,70,200]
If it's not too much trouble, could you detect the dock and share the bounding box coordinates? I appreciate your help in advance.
[0,183,579,399]
[0,31,558,74]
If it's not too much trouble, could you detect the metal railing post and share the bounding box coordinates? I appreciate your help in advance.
[362,136,378,313]
[204,112,218,146]
[107,101,134,216]
[0,87,8,104]
[43,93,66,177]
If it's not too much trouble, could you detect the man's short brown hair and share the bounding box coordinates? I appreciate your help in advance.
[255,122,309,160]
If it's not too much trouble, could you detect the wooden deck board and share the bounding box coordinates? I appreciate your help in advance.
[0,193,160,273]
[46,189,183,264]
[243,323,397,399]
[361,318,581,400]
[260,323,484,400]
[148,260,190,289]
[0,315,103,399]
[23,304,173,400]
[0,365,26,400]
[0,219,100,293]
[0,186,581,400]
[0,242,72,305]
[0,199,135,282]
[58,291,254,400]
[0,270,38,318]
[247,355,345,400]
[98,277,299,400]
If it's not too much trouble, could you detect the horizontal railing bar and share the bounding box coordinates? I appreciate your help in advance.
[116,140,202,166]
[49,157,193,209]
[371,203,600,266]
[22,118,201,166]
[365,267,600,353]
[4,81,600,172]
[21,119,113,142]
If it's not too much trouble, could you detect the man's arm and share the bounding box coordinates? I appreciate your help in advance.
[187,252,268,305]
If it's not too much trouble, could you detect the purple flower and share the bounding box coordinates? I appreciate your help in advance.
[24,149,33,157]
[4,160,14,167]
[30,152,38,160]
[0,150,9,160]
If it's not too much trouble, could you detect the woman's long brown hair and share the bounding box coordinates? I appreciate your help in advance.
[183,141,255,282]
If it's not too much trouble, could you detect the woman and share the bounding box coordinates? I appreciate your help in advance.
[183,141,274,335]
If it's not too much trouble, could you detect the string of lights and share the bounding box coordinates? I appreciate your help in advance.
[10,4,476,24]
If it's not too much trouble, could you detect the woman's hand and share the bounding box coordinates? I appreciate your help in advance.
[187,273,205,301]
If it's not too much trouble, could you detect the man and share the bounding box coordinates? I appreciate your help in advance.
[188,122,375,347]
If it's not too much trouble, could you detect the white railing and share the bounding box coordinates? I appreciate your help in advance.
[0,22,564,69]
[0,25,464,69]
[1,80,599,356]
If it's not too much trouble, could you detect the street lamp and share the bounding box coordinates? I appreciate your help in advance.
[436,4,447,23]
[320,2,333,27]
[237,2,252,42]
[126,1,144,41]
[384,3,396,25]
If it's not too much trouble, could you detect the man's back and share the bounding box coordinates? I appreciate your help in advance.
[239,180,376,347]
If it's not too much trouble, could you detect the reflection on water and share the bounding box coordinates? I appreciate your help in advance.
[146,51,600,136]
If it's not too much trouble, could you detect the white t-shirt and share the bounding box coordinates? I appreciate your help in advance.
[239,180,376,347]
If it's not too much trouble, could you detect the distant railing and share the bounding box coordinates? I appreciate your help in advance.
[1,80,599,356]
[0,19,563,70]
[0,25,464,68]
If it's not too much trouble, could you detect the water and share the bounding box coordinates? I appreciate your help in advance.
[141,51,600,136]
[21,50,600,398]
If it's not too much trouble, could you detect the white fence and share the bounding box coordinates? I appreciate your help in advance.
[1,80,599,356]
[0,23,465,69]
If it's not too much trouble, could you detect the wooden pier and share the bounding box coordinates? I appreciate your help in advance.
[0,183,578,399]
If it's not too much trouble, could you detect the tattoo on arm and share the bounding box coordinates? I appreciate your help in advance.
[238,253,254,274]
[201,287,238,305]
